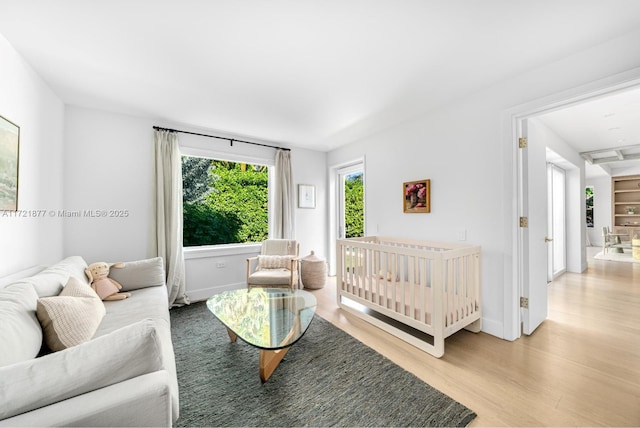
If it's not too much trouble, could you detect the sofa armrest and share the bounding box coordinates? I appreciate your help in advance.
[0,319,164,421]
[0,371,173,427]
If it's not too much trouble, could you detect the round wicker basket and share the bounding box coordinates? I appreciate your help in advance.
[301,251,327,289]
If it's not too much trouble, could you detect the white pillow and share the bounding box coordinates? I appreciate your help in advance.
[257,255,294,270]
[26,256,90,298]
[36,276,105,352]
[0,282,42,367]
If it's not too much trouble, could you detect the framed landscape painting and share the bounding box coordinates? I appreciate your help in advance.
[403,179,430,213]
[0,115,20,211]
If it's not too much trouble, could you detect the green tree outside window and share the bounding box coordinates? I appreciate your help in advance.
[182,156,269,246]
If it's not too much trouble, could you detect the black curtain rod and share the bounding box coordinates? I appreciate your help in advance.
[153,126,290,151]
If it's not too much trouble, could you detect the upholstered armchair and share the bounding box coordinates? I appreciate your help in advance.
[246,239,300,290]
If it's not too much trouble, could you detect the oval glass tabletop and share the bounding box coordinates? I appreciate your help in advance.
[206,288,317,350]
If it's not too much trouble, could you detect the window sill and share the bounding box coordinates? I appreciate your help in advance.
[183,243,261,260]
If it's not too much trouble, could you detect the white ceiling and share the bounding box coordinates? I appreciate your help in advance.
[1,0,640,152]
[538,86,640,178]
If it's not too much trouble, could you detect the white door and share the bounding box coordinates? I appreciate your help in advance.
[519,118,548,335]
[337,163,364,239]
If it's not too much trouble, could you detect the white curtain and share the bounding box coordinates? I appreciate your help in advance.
[273,149,294,239]
[154,130,189,307]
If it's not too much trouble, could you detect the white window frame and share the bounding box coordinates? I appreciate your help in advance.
[180,147,274,254]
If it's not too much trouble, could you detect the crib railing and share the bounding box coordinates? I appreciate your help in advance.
[336,236,481,356]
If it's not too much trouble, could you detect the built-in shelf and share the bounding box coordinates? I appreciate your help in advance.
[612,175,640,239]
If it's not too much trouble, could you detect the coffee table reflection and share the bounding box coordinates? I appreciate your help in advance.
[206,287,317,382]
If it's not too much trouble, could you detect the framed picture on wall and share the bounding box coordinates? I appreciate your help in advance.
[0,115,20,211]
[298,184,316,208]
[403,179,430,213]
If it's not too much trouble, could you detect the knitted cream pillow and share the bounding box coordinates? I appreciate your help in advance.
[36,276,106,352]
[257,255,294,270]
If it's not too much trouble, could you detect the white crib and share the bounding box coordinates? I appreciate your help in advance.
[336,236,482,357]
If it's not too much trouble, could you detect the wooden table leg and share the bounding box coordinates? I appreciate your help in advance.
[259,347,291,383]
[225,327,237,343]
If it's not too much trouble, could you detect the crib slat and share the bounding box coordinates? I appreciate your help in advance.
[408,256,415,319]
[420,258,427,324]
[391,253,397,312]
[447,259,454,326]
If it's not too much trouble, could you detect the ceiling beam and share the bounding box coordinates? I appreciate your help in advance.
[591,152,640,164]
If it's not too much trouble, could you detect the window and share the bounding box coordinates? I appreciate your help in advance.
[585,186,594,228]
[182,155,270,247]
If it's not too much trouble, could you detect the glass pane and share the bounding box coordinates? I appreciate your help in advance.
[344,172,364,238]
[552,167,566,273]
[182,156,269,246]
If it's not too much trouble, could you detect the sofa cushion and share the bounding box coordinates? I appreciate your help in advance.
[36,277,105,352]
[14,256,90,298]
[108,257,165,291]
[94,285,170,338]
[257,255,294,270]
[0,282,42,367]
[0,319,165,421]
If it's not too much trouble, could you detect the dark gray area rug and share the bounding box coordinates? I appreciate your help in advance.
[170,301,476,427]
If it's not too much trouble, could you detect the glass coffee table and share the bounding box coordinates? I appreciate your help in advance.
[206,287,317,382]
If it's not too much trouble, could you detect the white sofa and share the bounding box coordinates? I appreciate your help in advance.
[0,256,179,427]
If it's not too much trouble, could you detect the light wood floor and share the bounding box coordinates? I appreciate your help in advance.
[310,247,640,427]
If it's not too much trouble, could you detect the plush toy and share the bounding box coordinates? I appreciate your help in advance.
[85,262,131,301]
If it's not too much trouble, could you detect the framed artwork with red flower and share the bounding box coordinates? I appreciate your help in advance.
[403,179,430,213]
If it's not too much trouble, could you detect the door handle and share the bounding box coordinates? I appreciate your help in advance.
[544,237,553,242]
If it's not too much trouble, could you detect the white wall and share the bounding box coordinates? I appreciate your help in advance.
[292,148,328,259]
[328,96,508,337]
[62,107,327,301]
[63,106,156,263]
[326,28,640,339]
[0,34,65,277]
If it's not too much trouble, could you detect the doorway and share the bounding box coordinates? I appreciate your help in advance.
[547,162,567,281]
[337,163,365,240]
[509,75,640,340]
[327,158,365,276]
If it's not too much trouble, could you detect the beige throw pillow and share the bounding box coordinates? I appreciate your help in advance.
[36,276,105,352]
[257,255,294,270]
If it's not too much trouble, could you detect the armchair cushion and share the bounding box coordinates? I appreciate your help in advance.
[257,255,295,270]
[261,239,298,256]
[248,269,299,286]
